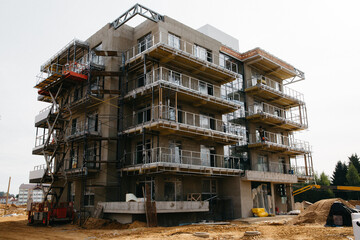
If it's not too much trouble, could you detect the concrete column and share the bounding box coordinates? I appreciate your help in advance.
[270,182,276,215]
[286,184,294,212]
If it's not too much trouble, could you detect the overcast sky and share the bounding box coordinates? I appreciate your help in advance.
[1,0,360,194]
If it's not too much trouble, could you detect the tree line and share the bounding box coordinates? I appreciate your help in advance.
[294,153,360,203]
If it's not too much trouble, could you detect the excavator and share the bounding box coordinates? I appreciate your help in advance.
[292,185,360,196]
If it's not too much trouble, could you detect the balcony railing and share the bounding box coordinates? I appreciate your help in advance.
[65,120,102,139]
[293,166,314,177]
[36,55,103,88]
[63,157,100,171]
[123,31,238,74]
[246,76,304,103]
[125,67,242,105]
[123,105,244,139]
[248,130,311,153]
[123,147,242,170]
[34,132,55,148]
[255,162,313,177]
[247,102,307,127]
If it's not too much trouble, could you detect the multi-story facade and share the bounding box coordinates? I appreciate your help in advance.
[18,184,49,205]
[31,4,313,225]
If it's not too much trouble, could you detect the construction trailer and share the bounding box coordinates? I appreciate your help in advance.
[30,3,313,226]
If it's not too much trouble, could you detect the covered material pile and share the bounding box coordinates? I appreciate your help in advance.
[291,198,354,225]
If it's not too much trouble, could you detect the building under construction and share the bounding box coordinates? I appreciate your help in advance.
[30,4,313,226]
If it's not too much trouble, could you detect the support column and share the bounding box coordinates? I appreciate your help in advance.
[270,182,276,215]
[286,184,294,212]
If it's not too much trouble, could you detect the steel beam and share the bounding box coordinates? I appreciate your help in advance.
[112,3,164,29]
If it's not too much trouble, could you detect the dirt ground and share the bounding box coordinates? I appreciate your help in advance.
[0,214,355,240]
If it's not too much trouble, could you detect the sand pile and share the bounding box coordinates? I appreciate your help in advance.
[349,200,360,207]
[84,217,124,229]
[291,198,354,225]
[83,218,146,229]
[0,204,26,217]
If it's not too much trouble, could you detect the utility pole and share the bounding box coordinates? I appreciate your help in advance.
[4,177,11,215]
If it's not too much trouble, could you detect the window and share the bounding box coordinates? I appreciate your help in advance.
[136,179,155,200]
[136,140,151,164]
[278,157,286,174]
[138,33,152,53]
[137,106,151,124]
[199,81,213,96]
[200,115,210,129]
[91,43,104,65]
[86,142,99,169]
[168,33,180,50]
[257,155,268,172]
[194,45,212,62]
[90,76,103,95]
[168,71,181,85]
[137,74,145,87]
[164,177,182,201]
[219,53,238,72]
[70,146,78,169]
[201,145,215,166]
[202,179,217,200]
[169,141,181,163]
[71,118,77,135]
[87,113,98,132]
[84,193,95,207]
[73,85,83,102]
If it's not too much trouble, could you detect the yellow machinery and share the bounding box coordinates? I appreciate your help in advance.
[293,185,360,196]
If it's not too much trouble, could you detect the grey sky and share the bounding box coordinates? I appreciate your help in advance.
[1,0,359,193]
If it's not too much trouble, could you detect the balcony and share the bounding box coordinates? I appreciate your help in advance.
[245,76,304,107]
[124,67,242,113]
[246,102,308,131]
[65,120,102,141]
[68,83,104,110]
[122,105,244,145]
[63,157,100,177]
[32,132,56,155]
[120,147,243,176]
[242,162,313,183]
[99,201,209,215]
[240,47,304,81]
[34,105,62,128]
[123,31,239,83]
[29,164,47,183]
[247,131,311,154]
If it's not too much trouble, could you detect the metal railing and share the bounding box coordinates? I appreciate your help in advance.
[125,67,242,105]
[63,157,100,171]
[123,31,238,74]
[123,147,242,169]
[33,164,47,171]
[246,76,304,103]
[123,105,244,139]
[248,130,311,153]
[292,166,314,177]
[255,162,313,177]
[36,55,103,87]
[247,102,307,127]
[65,120,102,139]
[34,132,55,148]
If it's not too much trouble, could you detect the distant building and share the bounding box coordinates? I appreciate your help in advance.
[18,184,49,205]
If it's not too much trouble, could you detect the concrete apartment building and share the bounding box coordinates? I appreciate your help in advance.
[18,184,48,205]
[30,4,313,225]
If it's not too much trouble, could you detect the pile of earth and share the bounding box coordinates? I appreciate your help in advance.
[0,204,26,217]
[83,217,146,229]
[291,198,354,225]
